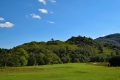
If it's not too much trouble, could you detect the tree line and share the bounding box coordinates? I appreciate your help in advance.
[0,36,120,67]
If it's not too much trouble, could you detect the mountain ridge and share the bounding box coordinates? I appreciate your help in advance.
[95,33,120,46]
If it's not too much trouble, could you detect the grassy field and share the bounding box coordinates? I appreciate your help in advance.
[0,63,120,80]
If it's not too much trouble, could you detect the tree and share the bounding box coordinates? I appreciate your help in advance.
[51,53,62,64]
[14,48,29,59]
[19,56,28,66]
[28,55,36,66]
[36,53,45,65]
[108,56,120,66]
[7,54,20,67]
[11,48,29,66]
[61,55,70,63]
[0,49,9,67]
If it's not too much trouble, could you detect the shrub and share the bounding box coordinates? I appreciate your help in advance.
[108,56,120,66]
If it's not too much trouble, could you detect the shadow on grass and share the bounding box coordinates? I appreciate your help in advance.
[75,71,87,74]
[0,67,44,73]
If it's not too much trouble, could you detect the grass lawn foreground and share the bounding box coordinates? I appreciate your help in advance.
[0,63,120,80]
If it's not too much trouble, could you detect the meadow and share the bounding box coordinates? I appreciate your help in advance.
[0,63,120,80]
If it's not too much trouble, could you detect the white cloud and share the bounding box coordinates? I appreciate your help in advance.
[0,22,14,28]
[0,17,5,21]
[50,0,56,3]
[46,21,55,24]
[39,9,48,14]
[30,13,41,19]
[101,35,106,37]
[38,0,46,4]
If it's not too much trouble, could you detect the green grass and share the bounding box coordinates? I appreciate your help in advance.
[0,63,120,80]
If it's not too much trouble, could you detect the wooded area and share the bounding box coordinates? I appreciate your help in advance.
[1,35,120,67]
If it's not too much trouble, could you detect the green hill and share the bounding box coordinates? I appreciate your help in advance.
[95,33,120,46]
[0,35,120,67]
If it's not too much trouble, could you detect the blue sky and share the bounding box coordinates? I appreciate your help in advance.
[0,0,120,49]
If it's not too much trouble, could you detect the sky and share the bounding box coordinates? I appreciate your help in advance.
[0,0,120,49]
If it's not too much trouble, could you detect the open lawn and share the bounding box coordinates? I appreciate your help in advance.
[0,63,120,80]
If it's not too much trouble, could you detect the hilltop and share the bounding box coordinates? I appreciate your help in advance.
[95,33,120,46]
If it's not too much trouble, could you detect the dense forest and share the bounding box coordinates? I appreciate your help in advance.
[1,34,120,67]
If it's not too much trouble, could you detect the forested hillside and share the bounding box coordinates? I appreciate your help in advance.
[95,33,120,46]
[0,35,120,67]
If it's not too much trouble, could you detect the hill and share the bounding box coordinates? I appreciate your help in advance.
[95,33,120,46]
[0,35,120,67]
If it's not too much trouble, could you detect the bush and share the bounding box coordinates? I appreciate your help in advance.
[108,56,120,66]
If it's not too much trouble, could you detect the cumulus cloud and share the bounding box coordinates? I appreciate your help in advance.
[0,22,14,28]
[0,17,5,21]
[30,13,41,19]
[46,21,55,24]
[50,0,56,3]
[38,0,46,4]
[39,9,48,14]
